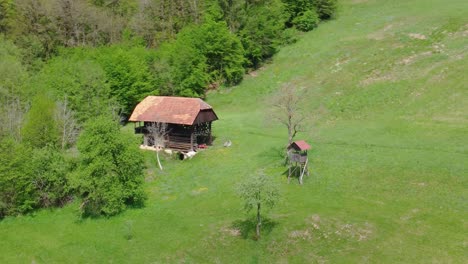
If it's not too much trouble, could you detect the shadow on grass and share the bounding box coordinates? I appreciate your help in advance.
[281,165,308,184]
[231,217,278,240]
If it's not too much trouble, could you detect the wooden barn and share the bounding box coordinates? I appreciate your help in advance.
[129,96,218,152]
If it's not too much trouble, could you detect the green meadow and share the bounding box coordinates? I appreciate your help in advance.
[1,0,467,262]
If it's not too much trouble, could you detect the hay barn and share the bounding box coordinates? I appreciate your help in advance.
[129,96,218,152]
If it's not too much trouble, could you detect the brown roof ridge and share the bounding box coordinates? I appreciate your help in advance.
[129,96,216,125]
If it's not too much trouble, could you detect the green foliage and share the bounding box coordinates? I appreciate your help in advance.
[237,171,280,213]
[0,38,29,140]
[1,0,467,262]
[31,146,71,208]
[314,0,338,19]
[238,1,287,68]
[283,0,336,28]
[96,46,157,115]
[72,117,146,216]
[36,54,115,123]
[0,37,28,96]
[197,14,245,85]
[22,94,59,148]
[293,8,320,31]
[0,0,14,33]
[0,138,35,218]
[161,13,245,96]
[163,41,209,97]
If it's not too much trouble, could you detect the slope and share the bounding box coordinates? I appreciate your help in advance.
[0,0,467,263]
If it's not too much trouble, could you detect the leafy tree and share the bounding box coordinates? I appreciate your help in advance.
[31,146,71,208]
[36,54,115,123]
[0,38,29,140]
[293,8,320,32]
[160,10,244,96]
[282,0,336,27]
[97,45,157,115]
[313,0,337,20]
[237,171,280,239]
[0,0,14,34]
[196,11,245,85]
[238,0,287,68]
[129,0,203,48]
[0,138,36,218]
[22,94,60,148]
[71,117,146,216]
[160,39,209,97]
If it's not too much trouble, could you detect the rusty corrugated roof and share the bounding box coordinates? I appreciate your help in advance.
[288,140,311,151]
[129,96,217,125]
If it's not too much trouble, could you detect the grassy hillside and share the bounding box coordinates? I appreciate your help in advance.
[1,0,467,263]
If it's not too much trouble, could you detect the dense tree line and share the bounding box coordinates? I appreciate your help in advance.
[0,0,337,218]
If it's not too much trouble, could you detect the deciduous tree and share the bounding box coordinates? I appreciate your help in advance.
[22,94,60,148]
[237,171,279,239]
[71,117,146,216]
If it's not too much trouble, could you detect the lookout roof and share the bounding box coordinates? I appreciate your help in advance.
[288,140,311,151]
[129,96,218,125]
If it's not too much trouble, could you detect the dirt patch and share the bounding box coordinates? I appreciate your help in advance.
[408,33,427,40]
[248,67,265,77]
[447,24,468,38]
[330,57,350,73]
[360,69,396,86]
[289,229,313,240]
[220,227,241,237]
[400,208,420,221]
[368,24,395,40]
[191,187,208,195]
[398,51,433,65]
[302,214,374,242]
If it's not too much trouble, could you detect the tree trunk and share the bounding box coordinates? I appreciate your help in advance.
[256,202,261,239]
[156,151,163,171]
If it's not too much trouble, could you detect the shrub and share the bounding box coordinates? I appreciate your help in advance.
[314,0,338,20]
[22,94,59,148]
[31,146,71,208]
[71,117,146,216]
[0,138,36,218]
[239,1,287,68]
[293,9,320,32]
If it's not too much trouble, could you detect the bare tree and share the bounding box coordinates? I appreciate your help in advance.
[146,122,170,171]
[55,98,79,149]
[0,96,27,141]
[271,83,307,183]
[271,83,307,146]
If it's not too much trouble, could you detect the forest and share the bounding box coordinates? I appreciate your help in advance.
[0,0,337,218]
[1,0,466,262]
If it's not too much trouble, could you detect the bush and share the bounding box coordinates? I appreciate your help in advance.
[239,1,287,68]
[22,94,59,148]
[31,146,71,208]
[0,138,36,218]
[96,46,157,115]
[314,0,338,20]
[71,117,146,216]
[293,9,320,32]
[159,11,245,97]
[281,27,301,45]
[36,55,115,123]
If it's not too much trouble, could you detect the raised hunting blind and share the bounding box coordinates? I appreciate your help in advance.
[129,96,218,152]
[287,140,311,184]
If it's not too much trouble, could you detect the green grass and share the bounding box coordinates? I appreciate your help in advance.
[1,0,467,262]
